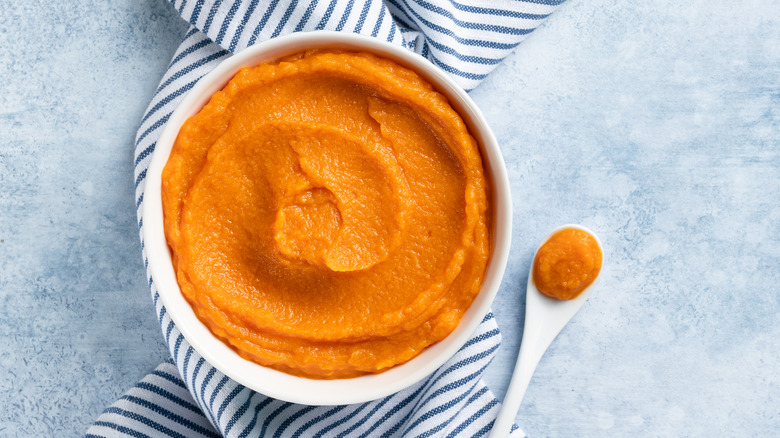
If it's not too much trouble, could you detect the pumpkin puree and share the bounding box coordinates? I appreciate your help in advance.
[162,50,490,379]
[533,228,602,300]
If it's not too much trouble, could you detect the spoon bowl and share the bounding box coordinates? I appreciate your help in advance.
[489,224,603,437]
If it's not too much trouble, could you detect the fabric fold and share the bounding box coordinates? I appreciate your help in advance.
[168,0,563,91]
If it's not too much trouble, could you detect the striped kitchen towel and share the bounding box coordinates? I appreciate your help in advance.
[87,0,566,437]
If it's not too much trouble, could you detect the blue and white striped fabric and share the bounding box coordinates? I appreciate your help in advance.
[87,1,565,436]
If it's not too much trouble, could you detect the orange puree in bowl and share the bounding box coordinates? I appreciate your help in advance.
[162,50,490,379]
[533,228,602,300]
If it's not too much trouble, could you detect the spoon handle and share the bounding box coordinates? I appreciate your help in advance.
[489,280,584,437]
[488,325,546,437]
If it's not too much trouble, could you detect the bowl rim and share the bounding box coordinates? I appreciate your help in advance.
[142,30,512,406]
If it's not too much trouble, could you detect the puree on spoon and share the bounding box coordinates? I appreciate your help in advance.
[533,227,602,300]
[162,50,490,379]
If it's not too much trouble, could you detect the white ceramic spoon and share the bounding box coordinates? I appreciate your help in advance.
[489,224,603,437]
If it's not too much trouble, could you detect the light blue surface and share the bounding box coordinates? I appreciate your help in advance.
[1,0,778,436]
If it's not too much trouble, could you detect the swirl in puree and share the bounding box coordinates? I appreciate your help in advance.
[162,50,490,378]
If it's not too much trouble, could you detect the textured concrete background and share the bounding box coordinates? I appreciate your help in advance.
[1,0,778,436]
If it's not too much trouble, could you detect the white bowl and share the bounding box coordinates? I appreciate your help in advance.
[143,31,512,406]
